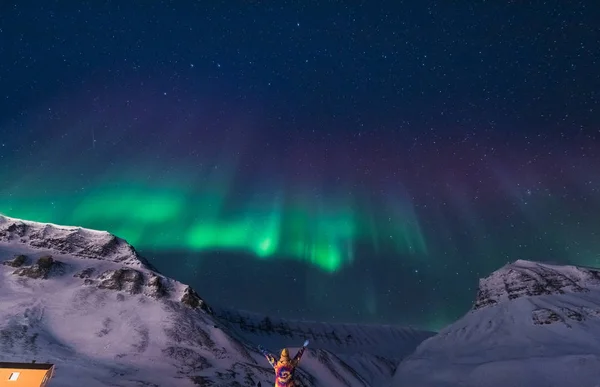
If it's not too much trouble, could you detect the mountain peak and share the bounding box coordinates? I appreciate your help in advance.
[0,215,155,270]
[473,259,600,310]
[0,215,434,386]
[393,259,600,386]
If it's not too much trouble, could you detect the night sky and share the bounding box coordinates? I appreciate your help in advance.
[1,1,599,331]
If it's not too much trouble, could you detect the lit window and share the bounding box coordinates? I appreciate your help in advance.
[8,372,20,381]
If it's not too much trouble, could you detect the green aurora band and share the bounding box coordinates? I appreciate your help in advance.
[0,172,427,272]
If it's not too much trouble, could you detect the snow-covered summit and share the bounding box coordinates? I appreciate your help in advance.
[392,259,600,387]
[474,259,600,310]
[0,215,154,269]
[0,215,433,386]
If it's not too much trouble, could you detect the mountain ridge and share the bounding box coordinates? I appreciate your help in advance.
[0,215,157,270]
[11,214,599,386]
[474,259,600,310]
[0,215,433,386]
[392,259,600,387]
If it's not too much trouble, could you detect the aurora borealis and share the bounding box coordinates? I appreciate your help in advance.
[1,170,426,273]
[1,2,599,330]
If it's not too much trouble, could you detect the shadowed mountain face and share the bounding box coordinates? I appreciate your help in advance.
[0,215,433,386]
[392,260,600,387]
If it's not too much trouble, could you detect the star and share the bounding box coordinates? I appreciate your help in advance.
[0,0,597,332]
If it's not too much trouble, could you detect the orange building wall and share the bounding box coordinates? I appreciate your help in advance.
[0,368,50,386]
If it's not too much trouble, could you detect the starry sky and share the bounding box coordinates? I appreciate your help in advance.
[1,1,599,331]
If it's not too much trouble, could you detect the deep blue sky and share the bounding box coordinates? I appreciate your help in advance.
[0,1,599,330]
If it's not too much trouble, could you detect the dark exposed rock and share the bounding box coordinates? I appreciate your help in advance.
[37,255,54,269]
[473,289,498,309]
[98,268,144,294]
[181,286,212,314]
[530,306,594,326]
[77,268,168,299]
[13,255,65,279]
[589,269,600,281]
[532,308,563,325]
[145,274,168,298]
[561,307,584,321]
[3,254,27,267]
[190,376,214,386]
[474,260,597,310]
[4,222,27,237]
[74,267,95,279]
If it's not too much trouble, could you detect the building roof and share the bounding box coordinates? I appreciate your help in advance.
[0,362,54,370]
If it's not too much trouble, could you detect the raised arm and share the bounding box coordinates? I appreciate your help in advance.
[291,340,309,367]
[258,345,277,368]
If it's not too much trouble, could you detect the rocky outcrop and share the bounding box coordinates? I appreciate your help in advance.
[531,308,563,325]
[0,215,438,387]
[72,267,171,299]
[392,260,600,387]
[560,306,584,321]
[0,215,219,314]
[531,306,591,326]
[97,269,144,294]
[472,260,600,327]
[13,255,65,279]
[3,254,27,267]
[181,286,212,314]
[145,274,168,299]
[73,267,96,285]
[74,267,95,279]
[0,215,156,270]
[474,259,600,310]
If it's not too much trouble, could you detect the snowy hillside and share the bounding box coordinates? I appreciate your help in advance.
[215,308,432,387]
[392,259,600,387]
[0,215,433,386]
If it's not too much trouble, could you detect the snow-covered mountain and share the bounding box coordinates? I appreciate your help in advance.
[0,215,433,386]
[215,308,430,387]
[392,259,600,387]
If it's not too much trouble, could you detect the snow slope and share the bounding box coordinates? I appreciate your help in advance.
[392,259,600,387]
[215,308,432,387]
[0,215,433,386]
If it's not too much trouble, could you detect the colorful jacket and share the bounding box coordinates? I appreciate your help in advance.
[260,346,306,387]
